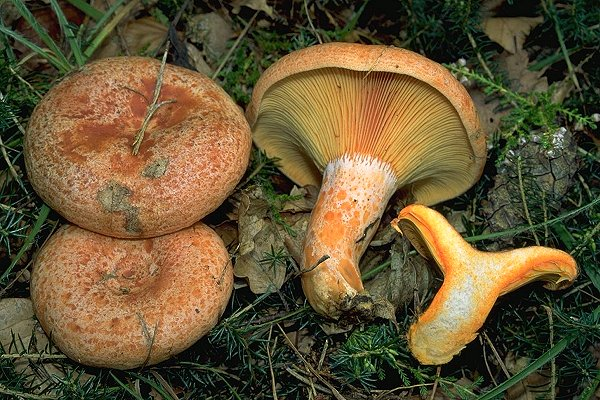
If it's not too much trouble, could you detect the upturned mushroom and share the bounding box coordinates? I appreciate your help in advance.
[391,204,578,365]
[246,43,487,319]
[30,222,233,370]
[24,56,251,238]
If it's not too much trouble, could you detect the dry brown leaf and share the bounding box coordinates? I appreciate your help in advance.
[482,16,544,54]
[234,186,311,294]
[0,298,38,352]
[95,16,168,59]
[285,328,315,355]
[497,50,548,93]
[363,238,432,316]
[231,0,274,17]
[505,352,552,400]
[212,220,239,250]
[185,42,214,76]
[187,12,235,65]
[0,298,90,394]
[282,185,318,213]
[468,86,508,138]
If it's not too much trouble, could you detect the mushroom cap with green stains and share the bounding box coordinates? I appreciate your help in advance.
[25,56,251,238]
[247,42,487,205]
[30,222,233,370]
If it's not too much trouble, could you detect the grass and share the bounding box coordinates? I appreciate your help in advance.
[1,0,599,399]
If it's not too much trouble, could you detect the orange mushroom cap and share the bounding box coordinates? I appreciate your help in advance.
[247,43,486,319]
[25,56,251,238]
[391,204,578,365]
[30,222,233,369]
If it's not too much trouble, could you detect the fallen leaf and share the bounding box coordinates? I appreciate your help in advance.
[231,0,274,18]
[95,17,168,59]
[468,86,508,138]
[212,220,239,250]
[285,328,315,355]
[363,238,432,315]
[0,298,38,352]
[185,42,214,77]
[234,186,311,293]
[282,185,318,213]
[505,352,552,400]
[482,16,544,54]
[0,298,90,394]
[11,3,85,71]
[497,50,548,93]
[187,12,235,65]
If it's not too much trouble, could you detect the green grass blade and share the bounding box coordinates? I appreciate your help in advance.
[0,24,68,73]
[84,0,125,40]
[0,204,51,284]
[10,0,72,72]
[65,0,103,22]
[83,0,136,59]
[580,368,600,400]
[128,373,176,400]
[49,0,85,66]
[109,373,144,400]
[478,332,576,400]
[466,196,600,243]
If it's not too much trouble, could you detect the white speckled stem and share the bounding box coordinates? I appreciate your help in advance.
[301,154,398,318]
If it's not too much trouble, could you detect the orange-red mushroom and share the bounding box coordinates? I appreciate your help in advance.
[24,56,251,238]
[247,43,486,319]
[391,204,578,365]
[30,222,233,370]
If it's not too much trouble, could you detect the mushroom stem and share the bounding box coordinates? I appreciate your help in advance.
[391,204,578,365]
[301,154,398,319]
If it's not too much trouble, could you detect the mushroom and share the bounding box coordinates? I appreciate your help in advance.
[24,56,251,238]
[246,43,486,319]
[391,204,578,365]
[30,222,233,370]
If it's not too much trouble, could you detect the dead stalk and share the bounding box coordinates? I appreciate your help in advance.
[277,324,347,400]
[212,11,259,80]
[132,42,176,155]
[516,156,541,245]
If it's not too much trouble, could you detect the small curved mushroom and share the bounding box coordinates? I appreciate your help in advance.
[391,204,578,365]
[25,56,251,238]
[247,43,487,319]
[30,222,233,370]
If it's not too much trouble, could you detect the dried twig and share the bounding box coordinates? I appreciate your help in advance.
[212,11,259,80]
[0,383,57,400]
[543,305,556,400]
[482,331,511,379]
[277,324,347,400]
[303,0,322,44]
[428,366,441,400]
[516,156,541,245]
[0,353,67,360]
[266,326,278,400]
[137,312,158,369]
[285,365,330,397]
[132,42,176,155]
